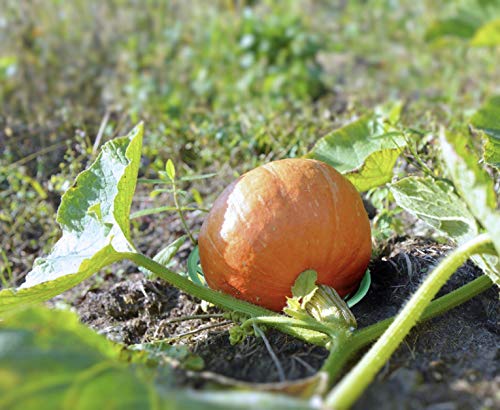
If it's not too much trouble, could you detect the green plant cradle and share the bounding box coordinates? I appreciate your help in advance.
[186,246,372,308]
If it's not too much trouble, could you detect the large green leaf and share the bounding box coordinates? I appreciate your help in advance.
[306,111,406,192]
[390,177,479,243]
[470,95,500,168]
[0,307,154,410]
[345,148,403,192]
[0,307,315,410]
[470,17,500,45]
[440,131,500,286]
[390,175,499,286]
[0,124,144,314]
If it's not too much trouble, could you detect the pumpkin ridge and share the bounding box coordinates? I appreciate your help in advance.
[260,163,293,205]
[313,160,345,272]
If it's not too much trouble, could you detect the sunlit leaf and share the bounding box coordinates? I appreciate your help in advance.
[307,110,405,192]
[285,270,319,315]
[425,16,480,41]
[0,124,143,314]
[291,270,317,303]
[166,159,176,181]
[345,148,402,192]
[471,17,500,45]
[425,1,500,42]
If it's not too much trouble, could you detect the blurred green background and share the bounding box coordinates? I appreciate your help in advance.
[0,0,499,282]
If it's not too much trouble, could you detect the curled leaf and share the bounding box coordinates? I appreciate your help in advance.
[307,110,406,192]
[0,124,143,314]
[440,130,500,286]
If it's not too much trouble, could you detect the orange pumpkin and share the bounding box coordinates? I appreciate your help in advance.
[198,158,372,312]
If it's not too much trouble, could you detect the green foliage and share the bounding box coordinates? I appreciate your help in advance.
[1,2,500,407]
[471,17,500,45]
[0,166,57,287]
[0,306,153,409]
[290,270,318,309]
[186,247,207,287]
[425,17,479,41]
[470,95,500,168]
[367,187,404,247]
[228,324,255,346]
[0,125,143,314]
[236,8,325,100]
[440,131,500,286]
[425,0,500,43]
[165,159,176,182]
[307,109,406,192]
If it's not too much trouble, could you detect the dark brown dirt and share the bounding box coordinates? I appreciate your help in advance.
[51,232,499,410]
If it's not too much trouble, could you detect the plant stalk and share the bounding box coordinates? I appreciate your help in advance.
[325,233,493,409]
[318,273,493,388]
[172,180,196,245]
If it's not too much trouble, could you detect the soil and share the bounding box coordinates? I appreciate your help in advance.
[51,222,499,410]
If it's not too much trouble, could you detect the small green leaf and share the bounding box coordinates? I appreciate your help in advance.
[471,18,500,45]
[0,124,143,314]
[285,270,318,317]
[87,203,103,222]
[291,270,318,307]
[228,325,248,345]
[154,236,188,266]
[346,270,371,308]
[307,111,406,192]
[166,159,176,181]
[187,246,207,287]
[440,131,500,286]
[191,188,203,206]
[470,95,500,168]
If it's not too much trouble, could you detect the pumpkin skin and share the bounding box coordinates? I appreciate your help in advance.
[198,158,372,312]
